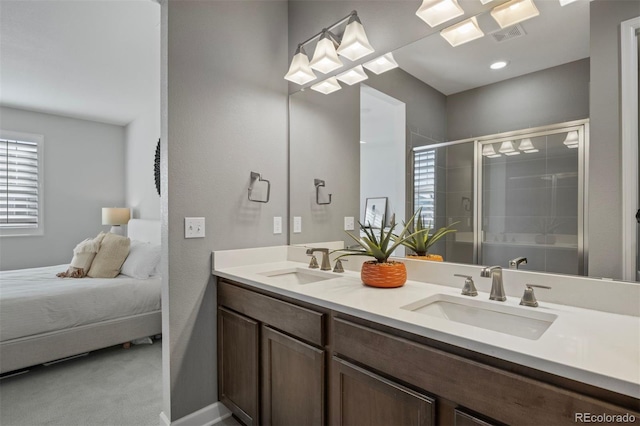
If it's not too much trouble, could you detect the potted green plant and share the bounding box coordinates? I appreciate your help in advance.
[397,208,458,261]
[338,212,420,288]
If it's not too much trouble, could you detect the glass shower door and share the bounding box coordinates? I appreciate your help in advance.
[479,125,585,275]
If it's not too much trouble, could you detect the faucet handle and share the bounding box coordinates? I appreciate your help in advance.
[333,258,347,273]
[454,274,477,297]
[308,255,319,269]
[520,284,551,307]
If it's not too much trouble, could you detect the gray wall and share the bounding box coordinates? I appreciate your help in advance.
[289,85,360,245]
[163,1,288,421]
[0,106,125,270]
[446,58,590,141]
[588,0,639,280]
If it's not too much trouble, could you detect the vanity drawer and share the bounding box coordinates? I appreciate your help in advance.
[332,317,638,426]
[218,280,325,347]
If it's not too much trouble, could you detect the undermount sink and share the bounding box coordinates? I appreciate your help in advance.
[401,294,557,340]
[258,267,338,285]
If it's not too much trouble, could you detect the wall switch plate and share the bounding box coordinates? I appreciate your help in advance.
[273,216,282,234]
[344,216,355,231]
[293,216,302,233]
[185,217,205,238]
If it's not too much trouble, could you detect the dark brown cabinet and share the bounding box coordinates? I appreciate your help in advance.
[217,307,259,426]
[262,326,325,426]
[217,279,639,426]
[331,357,435,426]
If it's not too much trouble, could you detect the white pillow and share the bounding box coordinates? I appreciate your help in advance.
[120,240,161,279]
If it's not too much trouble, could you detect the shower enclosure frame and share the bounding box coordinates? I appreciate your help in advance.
[412,119,589,275]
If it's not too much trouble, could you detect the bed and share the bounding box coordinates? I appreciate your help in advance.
[0,219,162,374]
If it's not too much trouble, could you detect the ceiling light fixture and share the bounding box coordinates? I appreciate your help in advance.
[286,11,375,85]
[336,65,369,85]
[416,0,465,28]
[311,77,342,95]
[440,17,485,47]
[518,138,539,153]
[490,0,540,29]
[563,131,579,148]
[559,0,580,5]
[499,140,520,155]
[480,0,495,3]
[284,45,317,85]
[363,52,399,75]
[490,60,508,70]
[482,144,502,158]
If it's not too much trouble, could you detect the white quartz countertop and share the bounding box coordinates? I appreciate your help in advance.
[213,257,640,399]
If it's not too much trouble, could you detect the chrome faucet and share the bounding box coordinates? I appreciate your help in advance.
[509,257,528,269]
[305,248,331,271]
[480,266,506,301]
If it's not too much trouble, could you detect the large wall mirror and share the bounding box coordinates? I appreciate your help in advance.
[289,0,639,282]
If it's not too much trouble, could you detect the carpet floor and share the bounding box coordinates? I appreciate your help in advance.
[0,340,162,426]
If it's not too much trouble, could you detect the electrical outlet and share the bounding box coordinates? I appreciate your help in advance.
[185,217,205,238]
[273,216,282,234]
[293,216,302,233]
[344,216,355,231]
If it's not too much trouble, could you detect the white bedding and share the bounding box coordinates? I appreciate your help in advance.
[0,264,161,342]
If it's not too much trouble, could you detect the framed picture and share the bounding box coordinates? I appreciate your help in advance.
[364,197,387,229]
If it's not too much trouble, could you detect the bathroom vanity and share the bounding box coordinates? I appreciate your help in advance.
[212,246,640,426]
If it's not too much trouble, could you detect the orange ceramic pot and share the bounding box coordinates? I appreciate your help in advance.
[360,261,407,288]
[407,254,443,262]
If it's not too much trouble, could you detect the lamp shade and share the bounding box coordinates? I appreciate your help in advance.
[336,65,368,85]
[285,46,317,85]
[363,52,399,75]
[336,14,375,61]
[416,0,465,28]
[311,77,342,95]
[309,31,343,74]
[482,143,501,158]
[102,208,130,226]
[498,140,520,155]
[440,17,485,47]
[563,131,579,148]
[490,0,540,29]
[518,138,539,153]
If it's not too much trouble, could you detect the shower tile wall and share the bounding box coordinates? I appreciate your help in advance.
[481,133,579,274]
[444,143,474,264]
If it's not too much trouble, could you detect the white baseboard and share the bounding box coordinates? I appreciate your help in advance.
[159,402,232,426]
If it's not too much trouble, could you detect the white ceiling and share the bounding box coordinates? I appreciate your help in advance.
[394,0,590,95]
[0,0,160,126]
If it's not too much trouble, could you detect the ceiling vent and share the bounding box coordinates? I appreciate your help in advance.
[490,24,526,43]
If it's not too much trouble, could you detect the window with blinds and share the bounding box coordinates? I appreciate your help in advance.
[0,135,42,234]
[413,149,436,226]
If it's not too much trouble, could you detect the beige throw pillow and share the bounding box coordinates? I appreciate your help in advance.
[87,233,131,278]
[57,232,106,278]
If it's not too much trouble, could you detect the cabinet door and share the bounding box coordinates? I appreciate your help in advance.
[454,409,499,426]
[218,307,259,426]
[262,325,325,426]
[331,357,435,426]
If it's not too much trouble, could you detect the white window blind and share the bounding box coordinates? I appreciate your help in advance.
[0,138,40,230]
[413,149,436,225]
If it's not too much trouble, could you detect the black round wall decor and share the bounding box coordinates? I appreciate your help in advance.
[154,139,161,196]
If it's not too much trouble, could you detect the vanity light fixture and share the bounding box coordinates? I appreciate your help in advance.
[336,65,369,85]
[490,60,508,70]
[309,30,343,74]
[499,140,520,155]
[440,17,485,47]
[490,0,540,29]
[286,11,375,84]
[311,77,342,95]
[416,0,465,28]
[482,144,502,158]
[518,138,539,153]
[363,52,399,75]
[336,14,375,61]
[284,45,317,85]
[563,131,579,148]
